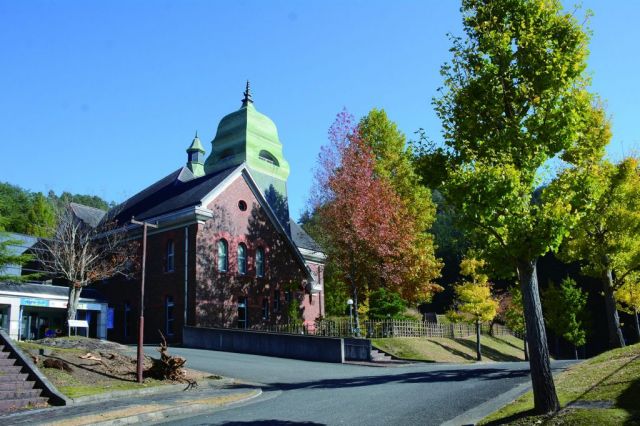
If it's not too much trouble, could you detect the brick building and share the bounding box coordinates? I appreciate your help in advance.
[94,85,326,343]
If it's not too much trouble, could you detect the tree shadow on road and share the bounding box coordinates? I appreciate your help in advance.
[219,422,324,425]
[429,340,476,361]
[225,368,529,392]
[454,338,522,362]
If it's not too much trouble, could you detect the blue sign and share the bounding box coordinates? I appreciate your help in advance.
[107,308,114,329]
[20,298,49,307]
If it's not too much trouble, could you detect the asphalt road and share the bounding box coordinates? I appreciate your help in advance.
[152,347,573,426]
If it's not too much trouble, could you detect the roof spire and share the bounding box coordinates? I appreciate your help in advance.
[242,80,253,106]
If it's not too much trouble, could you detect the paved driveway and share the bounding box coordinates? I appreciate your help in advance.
[154,347,572,425]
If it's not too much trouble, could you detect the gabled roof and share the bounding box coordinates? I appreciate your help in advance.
[103,162,323,280]
[108,166,238,223]
[289,221,323,252]
[70,203,106,227]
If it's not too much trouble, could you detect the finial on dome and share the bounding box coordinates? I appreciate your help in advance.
[242,80,253,106]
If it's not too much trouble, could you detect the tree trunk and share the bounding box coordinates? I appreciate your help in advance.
[476,319,482,361]
[574,345,578,360]
[524,333,529,361]
[602,268,625,348]
[352,283,360,337]
[66,285,80,322]
[517,258,560,414]
[634,310,640,343]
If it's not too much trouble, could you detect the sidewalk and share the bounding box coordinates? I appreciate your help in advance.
[1,379,262,426]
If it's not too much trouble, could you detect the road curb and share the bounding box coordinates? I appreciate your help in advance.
[47,388,263,426]
[440,381,532,426]
[69,377,234,405]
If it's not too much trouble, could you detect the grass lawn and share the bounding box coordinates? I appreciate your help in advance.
[40,367,165,398]
[17,338,208,399]
[480,343,640,425]
[371,334,525,363]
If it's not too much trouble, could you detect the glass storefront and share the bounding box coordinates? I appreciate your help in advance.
[18,306,99,340]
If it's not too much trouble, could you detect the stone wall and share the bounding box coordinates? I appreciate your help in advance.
[183,325,345,363]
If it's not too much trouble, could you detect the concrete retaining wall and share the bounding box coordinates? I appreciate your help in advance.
[344,338,372,362]
[184,326,346,363]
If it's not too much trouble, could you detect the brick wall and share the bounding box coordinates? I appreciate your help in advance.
[97,223,198,344]
[195,175,311,329]
[97,173,325,344]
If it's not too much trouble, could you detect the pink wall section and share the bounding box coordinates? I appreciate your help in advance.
[195,174,323,328]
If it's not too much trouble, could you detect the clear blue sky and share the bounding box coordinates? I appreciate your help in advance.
[1,1,639,219]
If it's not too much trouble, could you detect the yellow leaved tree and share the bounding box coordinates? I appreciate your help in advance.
[448,258,498,361]
[616,275,640,342]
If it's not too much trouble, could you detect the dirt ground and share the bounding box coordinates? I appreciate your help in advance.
[19,337,212,397]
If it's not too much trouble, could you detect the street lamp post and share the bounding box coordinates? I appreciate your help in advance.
[130,217,158,384]
[347,298,354,336]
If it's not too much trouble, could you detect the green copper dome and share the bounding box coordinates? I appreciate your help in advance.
[204,88,290,181]
[204,83,292,230]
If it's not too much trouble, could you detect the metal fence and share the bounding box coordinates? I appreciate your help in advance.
[246,319,521,340]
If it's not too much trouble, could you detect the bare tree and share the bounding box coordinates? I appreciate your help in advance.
[35,203,138,324]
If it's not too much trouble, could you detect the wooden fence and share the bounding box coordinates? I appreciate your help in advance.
[247,319,521,340]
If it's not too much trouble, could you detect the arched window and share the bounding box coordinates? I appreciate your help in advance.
[238,243,247,275]
[165,240,175,272]
[258,150,279,167]
[217,239,228,272]
[256,247,265,277]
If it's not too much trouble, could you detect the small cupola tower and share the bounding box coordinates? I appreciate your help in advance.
[186,131,206,177]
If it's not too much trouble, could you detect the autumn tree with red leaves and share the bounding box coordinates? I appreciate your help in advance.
[311,110,441,331]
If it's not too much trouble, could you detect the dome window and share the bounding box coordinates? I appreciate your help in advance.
[259,150,279,167]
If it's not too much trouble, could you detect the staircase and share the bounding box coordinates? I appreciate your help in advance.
[0,344,48,413]
[370,348,394,362]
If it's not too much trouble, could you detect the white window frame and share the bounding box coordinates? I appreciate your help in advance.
[217,239,228,272]
[166,296,175,336]
[238,243,247,275]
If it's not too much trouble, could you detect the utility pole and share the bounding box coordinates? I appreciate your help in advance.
[131,217,158,383]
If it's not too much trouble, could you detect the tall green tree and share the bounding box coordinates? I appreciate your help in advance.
[359,109,442,302]
[368,287,407,320]
[448,258,498,361]
[543,277,588,359]
[433,0,604,413]
[0,182,35,234]
[551,158,640,348]
[25,193,56,237]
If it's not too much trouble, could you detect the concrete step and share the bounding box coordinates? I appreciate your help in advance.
[0,372,27,382]
[0,381,35,390]
[0,364,23,374]
[0,357,17,366]
[0,350,10,358]
[370,349,393,362]
[0,389,42,399]
[0,396,48,412]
